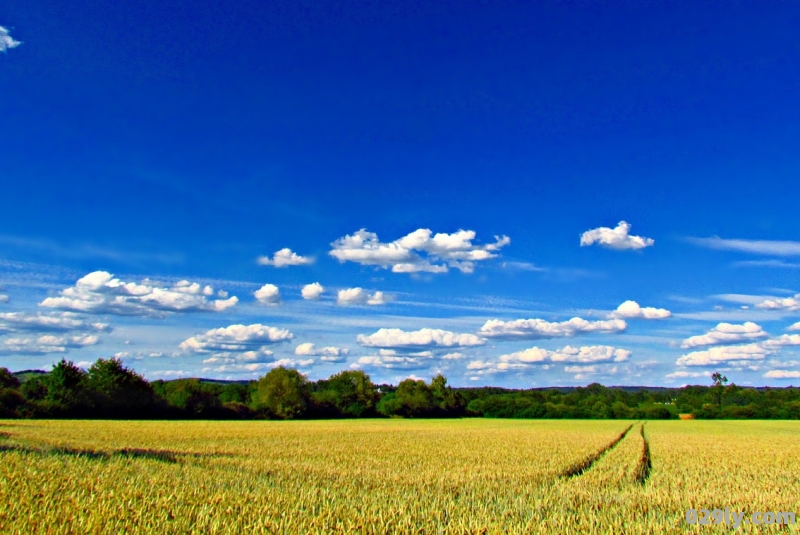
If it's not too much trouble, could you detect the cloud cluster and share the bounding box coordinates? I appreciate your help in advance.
[179,324,293,354]
[478,317,626,340]
[357,328,485,349]
[330,228,510,274]
[257,248,314,267]
[580,221,654,251]
[0,311,110,356]
[337,288,389,305]
[681,322,768,349]
[0,312,109,334]
[676,343,770,366]
[40,271,238,317]
[254,284,281,305]
[611,300,671,320]
[467,345,629,375]
[352,354,430,370]
[301,283,324,300]
[756,293,800,312]
[0,334,99,355]
[0,26,21,52]
[294,343,348,363]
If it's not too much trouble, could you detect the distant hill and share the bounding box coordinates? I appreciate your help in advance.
[12,369,48,383]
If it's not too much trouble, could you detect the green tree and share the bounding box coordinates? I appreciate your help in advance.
[318,370,379,417]
[86,358,156,417]
[254,367,309,419]
[0,367,20,389]
[711,372,729,410]
[378,379,434,417]
[43,359,90,413]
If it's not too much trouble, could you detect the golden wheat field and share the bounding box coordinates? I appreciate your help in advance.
[1,419,799,534]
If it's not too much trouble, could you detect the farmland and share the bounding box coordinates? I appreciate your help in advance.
[1,420,798,534]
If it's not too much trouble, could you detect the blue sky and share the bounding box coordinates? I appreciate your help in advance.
[1,0,800,387]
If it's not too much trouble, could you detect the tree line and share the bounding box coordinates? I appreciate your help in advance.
[2,358,800,420]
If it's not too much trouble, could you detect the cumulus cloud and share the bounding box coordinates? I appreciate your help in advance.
[764,370,800,379]
[789,322,800,331]
[39,271,238,317]
[357,328,485,349]
[676,343,770,367]
[254,284,281,305]
[301,283,324,300]
[468,345,630,375]
[756,293,800,312]
[761,334,800,349]
[580,221,654,251]
[257,248,314,267]
[329,228,510,274]
[294,343,348,362]
[0,26,21,52]
[611,300,671,320]
[681,322,768,349]
[337,288,389,306]
[179,324,293,354]
[478,317,626,340]
[686,237,800,256]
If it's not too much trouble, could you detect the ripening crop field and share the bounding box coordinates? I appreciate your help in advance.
[1,419,799,534]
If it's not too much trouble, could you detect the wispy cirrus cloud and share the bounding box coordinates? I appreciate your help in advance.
[686,236,800,256]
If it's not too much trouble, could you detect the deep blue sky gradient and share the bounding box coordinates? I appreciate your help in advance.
[1,1,799,385]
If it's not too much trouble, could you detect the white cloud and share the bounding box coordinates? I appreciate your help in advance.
[357,328,486,349]
[329,228,510,274]
[764,370,800,379]
[666,370,707,379]
[441,352,465,360]
[478,317,626,340]
[756,294,800,312]
[611,300,671,320]
[681,322,768,349]
[564,365,598,374]
[352,355,428,370]
[39,271,238,317]
[254,283,281,305]
[336,287,389,306]
[676,343,770,367]
[257,248,314,267]
[202,349,274,365]
[789,322,800,331]
[0,26,21,52]
[0,295,8,303]
[686,236,800,256]
[733,260,800,269]
[761,334,800,349]
[0,333,99,355]
[0,312,110,333]
[179,324,293,354]
[580,221,654,251]
[294,343,348,362]
[467,345,629,375]
[301,282,324,300]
